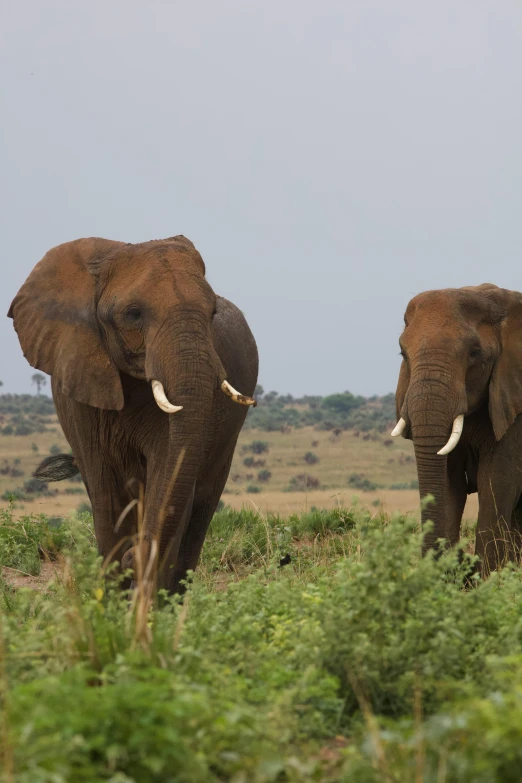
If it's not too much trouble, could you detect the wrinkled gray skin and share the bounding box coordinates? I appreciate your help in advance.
[9,236,258,593]
[395,284,522,576]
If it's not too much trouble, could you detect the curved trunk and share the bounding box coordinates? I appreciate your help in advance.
[407,372,462,553]
[145,314,219,590]
[413,444,450,553]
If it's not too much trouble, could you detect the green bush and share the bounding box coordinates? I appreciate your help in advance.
[288,473,320,491]
[0,507,73,574]
[243,456,266,468]
[244,440,269,455]
[347,473,381,492]
[5,504,522,781]
[2,477,57,501]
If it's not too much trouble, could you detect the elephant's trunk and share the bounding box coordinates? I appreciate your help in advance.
[144,311,220,590]
[406,366,465,553]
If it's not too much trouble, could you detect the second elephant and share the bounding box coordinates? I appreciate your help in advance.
[393,283,522,574]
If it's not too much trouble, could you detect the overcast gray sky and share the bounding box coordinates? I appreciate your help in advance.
[2,1,521,398]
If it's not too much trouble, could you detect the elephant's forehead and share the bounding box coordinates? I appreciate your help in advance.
[113,243,197,275]
[104,247,209,301]
[406,289,496,323]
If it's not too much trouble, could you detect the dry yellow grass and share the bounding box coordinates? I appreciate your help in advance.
[225,488,479,521]
[0,417,479,522]
[229,426,418,491]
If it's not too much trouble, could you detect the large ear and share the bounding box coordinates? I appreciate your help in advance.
[8,238,125,410]
[488,289,522,441]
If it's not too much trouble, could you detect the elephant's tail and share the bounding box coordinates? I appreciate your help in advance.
[33,454,80,482]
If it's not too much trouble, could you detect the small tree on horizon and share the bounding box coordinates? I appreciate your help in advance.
[31,373,47,396]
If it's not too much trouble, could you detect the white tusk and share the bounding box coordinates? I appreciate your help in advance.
[220,380,257,407]
[151,380,183,414]
[437,414,464,456]
[391,417,407,437]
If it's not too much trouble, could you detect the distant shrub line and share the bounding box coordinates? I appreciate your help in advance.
[0,391,395,435]
[0,394,55,436]
[246,387,396,432]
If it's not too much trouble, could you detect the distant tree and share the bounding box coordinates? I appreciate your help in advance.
[254,384,264,400]
[31,373,47,396]
[303,451,319,465]
[0,381,3,388]
[322,391,364,414]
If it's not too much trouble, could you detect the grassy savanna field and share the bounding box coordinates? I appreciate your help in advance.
[0,391,514,783]
[0,400,479,522]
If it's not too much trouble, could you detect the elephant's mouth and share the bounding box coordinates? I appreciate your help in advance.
[151,378,256,414]
[391,413,465,455]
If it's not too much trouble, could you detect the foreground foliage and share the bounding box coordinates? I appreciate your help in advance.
[1,504,522,781]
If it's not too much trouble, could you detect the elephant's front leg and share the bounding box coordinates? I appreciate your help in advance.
[169,454,235,594]
[444,450,468,547]
[475,450,522,574]
[85,463,140,573]
[121,456,195,591]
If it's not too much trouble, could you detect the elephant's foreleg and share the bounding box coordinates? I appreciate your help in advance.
[445,450,468,547]
[475,453,522,574]
[169,455,234,594]
[121,455,195,591]
[89,470,140,571]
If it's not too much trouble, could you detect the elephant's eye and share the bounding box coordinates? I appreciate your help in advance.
[469,346,481,360]
[124,306,143,324]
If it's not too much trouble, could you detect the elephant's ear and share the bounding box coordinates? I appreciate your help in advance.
[488,289,522,441]
[8,238,125,410]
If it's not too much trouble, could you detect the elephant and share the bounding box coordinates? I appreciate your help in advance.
[8,235,258,592]
[392,283,522,575]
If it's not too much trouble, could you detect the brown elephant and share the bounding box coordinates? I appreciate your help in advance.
[8,235,258,592]
[392,283,522,575]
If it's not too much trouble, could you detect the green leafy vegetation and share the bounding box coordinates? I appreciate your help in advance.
[1,503,522,780]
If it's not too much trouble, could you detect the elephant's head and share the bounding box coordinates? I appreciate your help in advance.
[392,283,522,550]
[8,235,255,587]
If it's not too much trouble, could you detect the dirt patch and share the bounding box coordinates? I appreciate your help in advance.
[2,561,62,591]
